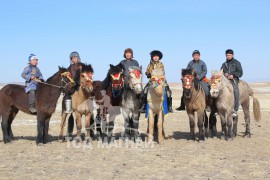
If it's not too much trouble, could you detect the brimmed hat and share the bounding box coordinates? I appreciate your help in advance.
[150,50,163,60]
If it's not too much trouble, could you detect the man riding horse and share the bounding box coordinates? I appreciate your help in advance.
[176,50,209,111]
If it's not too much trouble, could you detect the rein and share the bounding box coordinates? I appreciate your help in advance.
[37,74,74,91]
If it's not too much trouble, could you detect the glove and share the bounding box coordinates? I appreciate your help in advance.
[147,73,151,79]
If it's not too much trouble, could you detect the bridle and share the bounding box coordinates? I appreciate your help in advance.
[128,69,143,91]
[110,72,124,97]
[37,72,75,92]
[210,74,231,93]
[150,75,165,97]
[80,72,94,90]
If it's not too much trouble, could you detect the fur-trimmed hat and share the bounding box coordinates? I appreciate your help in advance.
[124,48,133,58]
[150,50,163,60]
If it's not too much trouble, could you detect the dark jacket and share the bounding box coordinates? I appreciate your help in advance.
[187,59,207,80]
[120,59,139,78]
[221,59,243,81]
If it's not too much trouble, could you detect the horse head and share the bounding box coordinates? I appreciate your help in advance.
[128,66,143,94]
[181,68,197,99]
[109,63,125,96]
[150,68,165,97]
[58,66,76,93]
[80,63,94,93]
[210,69,224,98]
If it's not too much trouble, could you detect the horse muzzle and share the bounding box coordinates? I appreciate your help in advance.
[210,89,219,98]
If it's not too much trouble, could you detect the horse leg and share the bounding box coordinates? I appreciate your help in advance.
[74,112,83,142]
[198,110,205,141]
[8,107,19,140]
[1,113,11,143]
[233,116,238,138]
[122,109,130,138]
[90,114,95,140]
[157,110,165,144]
[95,109,102,138]
[43,115,51,144]
[131,112,140,140]
[59,111,68,141]
[85,113,92,144]
[209,111,217,138]
[107,114,116,143]
[243,103,251,138]
[36,114,45,145]
[204,110,209,138]
[148,109,154,143]
[219,114,227,140]
[227,114,234,141]
[188,111,195,140]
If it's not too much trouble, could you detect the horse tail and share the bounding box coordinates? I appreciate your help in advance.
[68,113,74,134]
[248,85,261,122]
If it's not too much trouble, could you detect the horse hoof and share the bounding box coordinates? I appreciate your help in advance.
[244,134,251,138]
[4,138,11,144]
[220,135,226,140]
[227,137,233,141]
[86,138,92,145]
[37,143,44,146]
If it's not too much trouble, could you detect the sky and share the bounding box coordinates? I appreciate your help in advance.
[0,0,269,83]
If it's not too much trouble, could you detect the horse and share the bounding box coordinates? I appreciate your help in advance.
[59,63,94,143]
[209,69,261,140]
[182,68,209,141]
[0,67,75,144]
[121,66,143,140]
[147,68,166,144]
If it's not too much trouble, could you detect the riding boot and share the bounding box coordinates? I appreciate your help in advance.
[28,90,37,113]
[65,94,72,113]
[139,95,146,113]
[175,94,185,111]
[168,97,173,113]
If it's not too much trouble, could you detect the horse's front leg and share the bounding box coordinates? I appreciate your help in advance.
[122,109,130,138]
[197,110,205,141]
[219,114,227,140]
[43,115,52,144]
[85,112,92,144]
[1,114,11,143]
[188,111,195,141]
[74,111,83,142]
[59,111,68,141]
[131,112,140,140]
[209,111,217,138]
[227,114,234,140]
[157,110,165,144]
[148,109,154,143]
[36,113,45,145]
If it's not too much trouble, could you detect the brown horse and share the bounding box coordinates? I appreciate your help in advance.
[210,69,261,140]
[59,64,94,143]
[0,67,75,144]
[182,68,209,141]
[147,68,166,144]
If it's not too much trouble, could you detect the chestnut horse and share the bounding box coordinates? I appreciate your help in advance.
[0,67,75,144]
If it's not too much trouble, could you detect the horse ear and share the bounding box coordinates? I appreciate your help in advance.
[109,64,113,68]
[140,66,142,71]
[58,66,64,73]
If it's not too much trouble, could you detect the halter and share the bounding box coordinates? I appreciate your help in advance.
[150,75,165,97]
[110,72,124,97]
[128,69,143,90]
[182,75,194,89]
[81,72,94,82]
[210,74,232,93]
[37,72,75,92]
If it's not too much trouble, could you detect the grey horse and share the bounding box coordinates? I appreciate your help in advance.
[210,69,261,140]
[121,66,143,140]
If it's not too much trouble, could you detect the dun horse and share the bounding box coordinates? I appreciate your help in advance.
[147,68,166,144]
[0,67,75,144]
[210,69,261,140]
[182,68,209,141]
[59,63,94,143]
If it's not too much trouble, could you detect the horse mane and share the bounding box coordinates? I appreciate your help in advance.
[108,63,125,75]
[81,63,94,73]
[46,66,68,83]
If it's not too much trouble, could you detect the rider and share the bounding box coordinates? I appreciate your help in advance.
[140,50,173,113]
[21,54,44,113]
[65,51,83,113]
[176,50,209,111]
[101,48,140,90]
[221,49,243,117]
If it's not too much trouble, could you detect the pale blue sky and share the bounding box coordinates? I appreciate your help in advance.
[0,0,269,83]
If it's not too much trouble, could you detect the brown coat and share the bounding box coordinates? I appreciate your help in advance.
[145,60,165,78]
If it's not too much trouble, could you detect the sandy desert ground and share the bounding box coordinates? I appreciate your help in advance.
[0,83,269,179]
